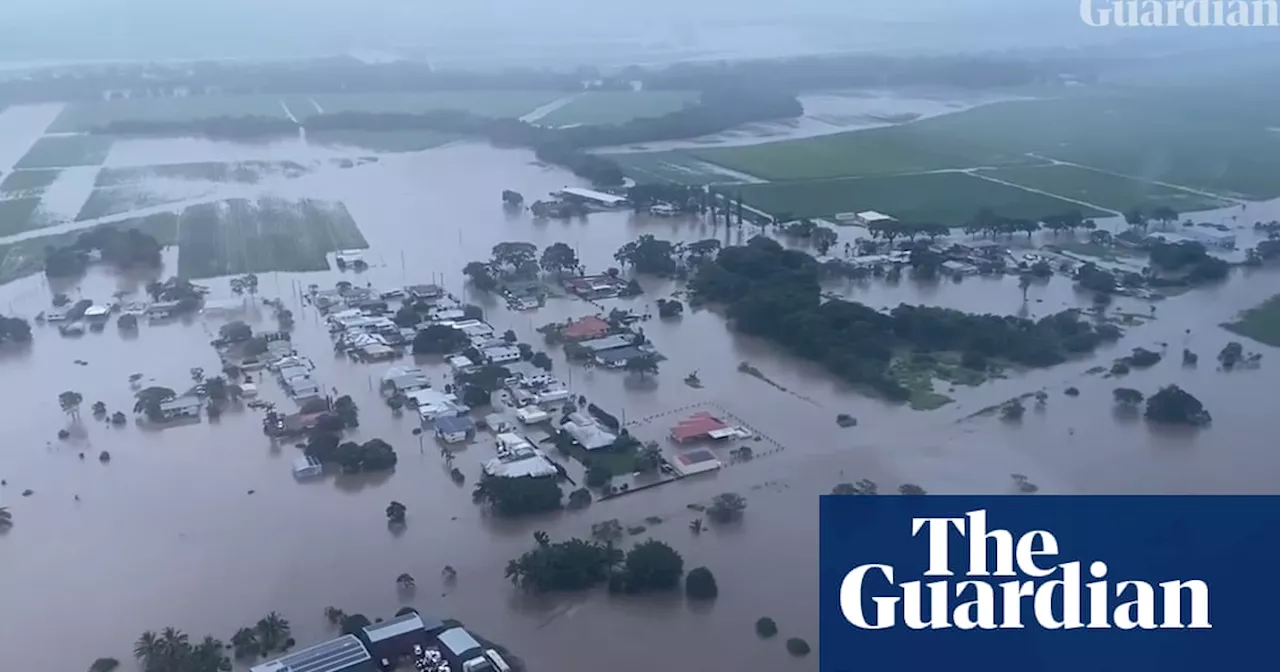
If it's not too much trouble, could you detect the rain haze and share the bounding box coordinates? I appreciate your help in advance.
[1,2,1279,672]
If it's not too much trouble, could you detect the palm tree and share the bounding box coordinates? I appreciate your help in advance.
[689,518,704,535]
[133,631,163,669]
[189,636,226,672]
[59,390,83,418]
[385,501,407,525]
[230,627,259,660]
[396,573,416,588]
[1019,273,1033,302]
[255,612,290,654]
[533,530,550,547]
[159,627,189,665]
[0,506,12,530]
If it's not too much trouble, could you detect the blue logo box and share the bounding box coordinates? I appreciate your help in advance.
[819,496,1280,671]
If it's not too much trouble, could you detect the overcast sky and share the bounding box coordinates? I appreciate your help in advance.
[0,0,1269,65]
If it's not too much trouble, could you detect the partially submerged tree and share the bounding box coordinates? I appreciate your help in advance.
[58,390,84,418]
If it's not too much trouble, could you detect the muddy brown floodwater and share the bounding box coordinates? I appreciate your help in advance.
[1,138,1279,672]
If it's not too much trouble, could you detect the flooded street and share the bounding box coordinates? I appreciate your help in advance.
[1,135,1279,672]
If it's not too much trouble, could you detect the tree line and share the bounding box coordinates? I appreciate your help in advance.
[90,88,802,187]
[690,236,1123,402]
[44,224,165,278]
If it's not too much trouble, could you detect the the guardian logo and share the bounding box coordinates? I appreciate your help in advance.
[840,510,1212,630]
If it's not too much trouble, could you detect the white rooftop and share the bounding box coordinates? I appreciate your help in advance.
[559,187,627,205]
[484,449,558,479]
[856,210,896,222]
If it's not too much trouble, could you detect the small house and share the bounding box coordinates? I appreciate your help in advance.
[405,284,445,301]
[447,355,475,372]
[83,305,110,321]
[595,346,647,368]
[157,397,202,421]
[292,455,323,479]
[579,334,635,353]
[482,345,521,364]
[435,415,476,444]
[515,406,550,424]
[562,412,617,450]
[559,315,610,341]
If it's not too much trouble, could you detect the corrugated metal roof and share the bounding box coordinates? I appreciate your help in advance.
[579,334,634,352]
[436,627,482,657]
[362,612,426,643]
[249,634,370,672]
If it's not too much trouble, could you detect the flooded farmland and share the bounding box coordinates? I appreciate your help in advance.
[1,113,1279,672]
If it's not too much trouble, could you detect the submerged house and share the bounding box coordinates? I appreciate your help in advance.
[435,415,476,444]
[361,612,444,667]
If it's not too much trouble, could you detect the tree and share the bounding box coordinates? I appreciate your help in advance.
[1145,385,1211,426]
[89,658,120,672]
[1125,208,1148,231]
[133,386,177,419]
[625,353,660,378]
[218,320,252,343]
[812,226,838,256]
[531,351,553,371]
[898,483,927,495]
[567,487,592,509]
[1001,399,1025,421]
[685,566,719,600]
[117,313,138,330]
[133,631,164,669]
[585,463,613,489]
[755,617,779,638]
[92,401,107,417]
[786,637,812,657]
[472,474,563,516]
[230,627,259,660]
[396,573,416,589]
[413,324,469,355]
[1019,273,1033,302]
[386,501,407,525]
[462,261,498,292]
[59,390,83,418]
[255,612,291,654]
[707,492,747,523]
[617,539,684,593]
[0,506,12,530]
[1113,387,1145,407]
[340,614,372,638]
[491,241,539,276]
[502,329,518,343]
[615,235,678,276]
[540,242,579,275]
[656,298,684,318]
[323,607,346,626]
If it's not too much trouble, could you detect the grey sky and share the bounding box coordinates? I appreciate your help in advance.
[0,0,1271,65]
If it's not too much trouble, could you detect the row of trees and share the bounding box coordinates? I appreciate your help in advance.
[691,236,1123,402]
[304,434,397,473]
[504,532,691,595]
[91,88,802,187]
[44,223,165,278]
[462,241,581,292]
[1115,384,1212,426]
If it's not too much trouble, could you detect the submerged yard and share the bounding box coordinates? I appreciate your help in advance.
[0,197,45,236]
[726,172,1106,224]
[0,169,63,196]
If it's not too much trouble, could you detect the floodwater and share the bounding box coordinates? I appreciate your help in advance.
[1,125,1280,672]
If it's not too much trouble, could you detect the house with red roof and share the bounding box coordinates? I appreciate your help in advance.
[670,412,731,444]
[560,315,611,341]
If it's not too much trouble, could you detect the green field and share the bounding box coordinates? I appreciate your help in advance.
[14,135,113,169]
[307,129,457,152]
[610,151,742,185]
[176,197,368,279]
[690,94,1280,199]
[48,95,291,132]
[536,91,699,126]
[301,91,562,120]
[0,169,62,196]
[95,161,310,187]
[728,172,1107,224]
[977,164,1230,214]
[1223,294,1280,348]
[0,197,45,236]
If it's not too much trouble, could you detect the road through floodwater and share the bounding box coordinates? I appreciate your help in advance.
[1,132,1278,672]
